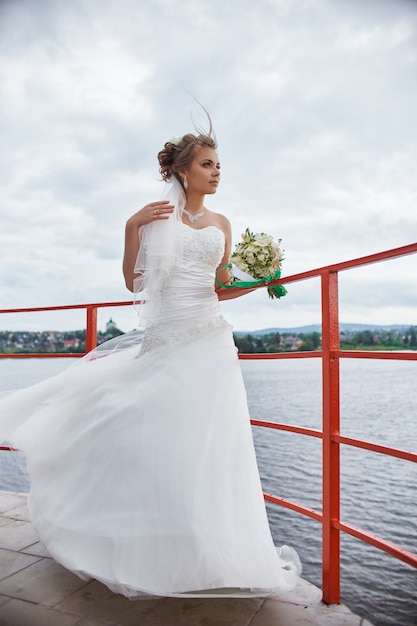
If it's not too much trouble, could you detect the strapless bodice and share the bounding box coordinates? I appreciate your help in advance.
[139,223,231,355]
[179,223,225,273]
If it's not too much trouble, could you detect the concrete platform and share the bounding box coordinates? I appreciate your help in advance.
[0,491,372,625]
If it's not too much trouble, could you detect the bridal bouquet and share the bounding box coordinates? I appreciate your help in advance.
[217,228,287,299]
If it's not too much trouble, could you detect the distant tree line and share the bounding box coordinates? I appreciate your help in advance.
[233,331,321,353]
[1,325,416,354]
[233,327,417,353]
[0,325,123,354]
[340,327,417,350]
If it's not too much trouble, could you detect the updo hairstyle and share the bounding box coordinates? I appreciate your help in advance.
[158,124,217,190]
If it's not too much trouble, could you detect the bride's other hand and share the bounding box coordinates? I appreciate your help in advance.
[127,201,174,228]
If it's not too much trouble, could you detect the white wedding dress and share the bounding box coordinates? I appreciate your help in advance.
[0,222,301,598]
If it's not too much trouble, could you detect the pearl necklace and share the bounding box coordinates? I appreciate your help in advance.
[183,208,205,224]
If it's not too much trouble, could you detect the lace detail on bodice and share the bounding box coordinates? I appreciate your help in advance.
[180,224,225,273]
[137,224,231,356]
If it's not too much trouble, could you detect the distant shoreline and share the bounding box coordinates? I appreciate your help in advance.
[1,323,416,355]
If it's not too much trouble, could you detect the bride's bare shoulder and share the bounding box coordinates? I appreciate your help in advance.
[208,210,231,232]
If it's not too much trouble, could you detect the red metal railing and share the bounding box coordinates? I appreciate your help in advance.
[1,242,416,604]
[0,301,132,357]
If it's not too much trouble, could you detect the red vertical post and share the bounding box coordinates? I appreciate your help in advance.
[321,270,341,604]
[85,306,98,353]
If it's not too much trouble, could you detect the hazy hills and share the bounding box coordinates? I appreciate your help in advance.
[235,323,413,336]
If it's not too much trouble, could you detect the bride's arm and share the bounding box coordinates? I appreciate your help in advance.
[215,217,256,301]
[216,284,257,301]
[123,219,141,293]
[123,201,174,292]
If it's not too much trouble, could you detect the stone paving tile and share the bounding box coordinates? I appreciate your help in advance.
[0,547,42,581]
[0,492,27,514]
[58,582,266,626]
[76,619,124,626]
[2,502,30,522]
[0,519,40,551]
[0,557,90,607]
[0,598,85,626]
[251,597,371,626]
[270,578,323,607]
[0,595,11,607]
[136,596,265,626]
[56,580,167,625]
[251,601,323,626]
[20,539,51,558]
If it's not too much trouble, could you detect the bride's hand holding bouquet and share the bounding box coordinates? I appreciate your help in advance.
[217,228,287,299]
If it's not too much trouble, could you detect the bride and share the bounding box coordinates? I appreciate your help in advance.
[0,120,301,598]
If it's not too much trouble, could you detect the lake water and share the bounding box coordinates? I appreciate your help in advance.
[0,357,416,626]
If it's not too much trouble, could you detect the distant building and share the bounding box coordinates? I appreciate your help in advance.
[102,318,124,341]
[105,318,117,332]
[63,339,80,349]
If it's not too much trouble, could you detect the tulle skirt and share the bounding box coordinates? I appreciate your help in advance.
[0,326,301,597]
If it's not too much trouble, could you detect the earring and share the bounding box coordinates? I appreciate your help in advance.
[183,177,188,190]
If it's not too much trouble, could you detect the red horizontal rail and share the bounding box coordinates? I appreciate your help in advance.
[0,300,133,315]
[334,435,417,463]
[264,492,322,523]
[239,351,322,360]
[240,350,417,361]
[339,350,417,361]
[251,419,322,439]
[1,353,83,359]
[4,350,415,361]
[335,521,417,569]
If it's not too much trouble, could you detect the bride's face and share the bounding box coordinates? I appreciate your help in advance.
[184,147,220,195]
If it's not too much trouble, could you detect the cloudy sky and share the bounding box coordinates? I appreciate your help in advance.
[1,0,416,333]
